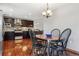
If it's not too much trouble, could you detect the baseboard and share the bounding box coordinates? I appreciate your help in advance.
[66,48,79,55]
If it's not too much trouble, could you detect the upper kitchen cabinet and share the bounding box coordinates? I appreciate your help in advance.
[21,20,33,27]
[3,16,14,27]
[3,16,34,27]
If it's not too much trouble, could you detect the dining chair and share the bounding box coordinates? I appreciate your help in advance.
[51,28,60,37]
[49,28,61,56]
[56,28,71,56]
[28,29,47,56]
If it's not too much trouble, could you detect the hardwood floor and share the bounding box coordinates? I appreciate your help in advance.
[2,39,79,56]
[3,39,32,56]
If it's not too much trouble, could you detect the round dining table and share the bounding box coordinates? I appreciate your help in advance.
[36,35,63,56]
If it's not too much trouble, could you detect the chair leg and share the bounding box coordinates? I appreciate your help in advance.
[54,50,58,56]
[51,48,56,56]
[32,46,48,56]
[57,50,59,56]
[43,47,47,56]
[40,47,44,56]
[50,48,52,56]
[57,50,64,56]
[32,47,37,56]
[52,49,55,56]
[56,50,61,56]
[61,50,64,56]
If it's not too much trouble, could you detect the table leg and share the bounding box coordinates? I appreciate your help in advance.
[47,40,50,56]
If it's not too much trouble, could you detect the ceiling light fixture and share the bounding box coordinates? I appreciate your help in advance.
[42,3,53,18]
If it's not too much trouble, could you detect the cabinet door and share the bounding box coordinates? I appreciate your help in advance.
[22,20,33,27]
[4,17,14,27]
[4,32,15,40]
[27,21,33,27]
[21,20,27,27]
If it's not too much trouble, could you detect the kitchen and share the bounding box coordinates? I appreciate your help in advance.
[2,15,44,56]
[3,16,43,40]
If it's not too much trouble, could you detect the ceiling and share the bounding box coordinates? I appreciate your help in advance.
[0,3,67,20]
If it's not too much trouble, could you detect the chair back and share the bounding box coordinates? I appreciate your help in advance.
[51,28,60,38]
[28,29,37,46]
[60,28,71,48]
[49,28,60,45]
[28,29,33,39]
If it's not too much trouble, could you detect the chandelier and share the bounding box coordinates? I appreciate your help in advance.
[42,3,53,18]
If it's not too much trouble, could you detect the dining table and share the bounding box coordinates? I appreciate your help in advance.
[36,35,63,56]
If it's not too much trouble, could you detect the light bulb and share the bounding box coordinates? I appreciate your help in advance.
[42,11,46,16]
[47,9,52,14]
[49,12,53,16]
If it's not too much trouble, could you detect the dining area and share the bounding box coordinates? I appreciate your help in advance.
[1,3,79,56]
[28,28,71,56]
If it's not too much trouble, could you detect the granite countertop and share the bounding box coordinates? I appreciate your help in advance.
[4,27,29,32]
[4,27,14,32]
[3,27,43,32]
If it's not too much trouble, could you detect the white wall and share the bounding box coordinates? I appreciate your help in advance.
[0,11,3,41]
[0,11,3,55]
[34,19,43,30]
[43,3,79,52]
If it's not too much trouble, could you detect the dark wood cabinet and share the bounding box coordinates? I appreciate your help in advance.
[23,31,30,39]
[4,16,14,27]
[34,31,43,34]
[4,31,15,41]
[3,16,34,40]
[4,16,33,27]
[21,20,33,27]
